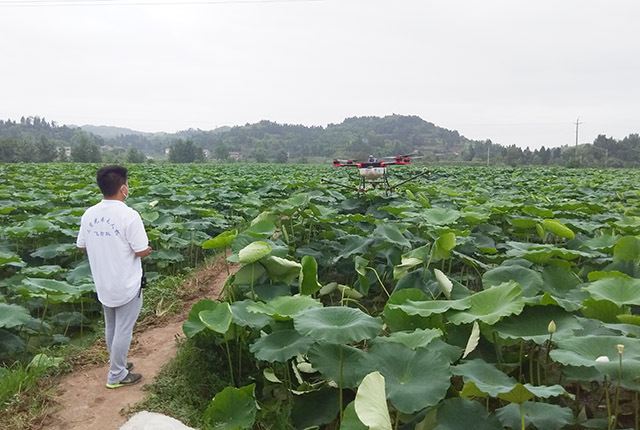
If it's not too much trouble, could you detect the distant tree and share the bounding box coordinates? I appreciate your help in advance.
[214,143,229,161]
[125,147,146,163]
[275,149,288,163]
[168,139,203,163]
[0,137,18,162]
[72,133,101,162]
[252,147,268,163]
[36,136,57,162]
[17,138,38,162]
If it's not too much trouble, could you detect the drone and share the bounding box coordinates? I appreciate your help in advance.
[322,153,430,195]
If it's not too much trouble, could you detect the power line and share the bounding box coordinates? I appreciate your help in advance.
[0,0,324,7]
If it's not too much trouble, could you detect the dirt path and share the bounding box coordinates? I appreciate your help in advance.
[44,259,237,430]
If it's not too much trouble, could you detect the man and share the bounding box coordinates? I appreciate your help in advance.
[76,165,152,388]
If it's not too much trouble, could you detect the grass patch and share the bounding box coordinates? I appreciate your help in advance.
[128,335,232,427]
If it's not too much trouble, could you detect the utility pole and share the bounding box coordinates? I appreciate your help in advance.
[574,117,582,147]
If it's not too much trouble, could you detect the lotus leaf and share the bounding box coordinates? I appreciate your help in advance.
[19,278,92,303]
[393,257,423,280]
[370,328,443,350]
[0,303,32,328]
[431,232,456,261]
[447,281,524,325]
[0,251,22,266]
[249,329,315,363]
[434,398,502,430]
[613,235,640,261]
[383,289,436,332]
[388,298,470,318]
[202,384,257,430]
[452,359,517,397]
[183,299,217,338]
[420,207,461,225]
[291,388,340,429]
[582,277,640,307]
[354,372,392,430]
[245,220,276,238]
[551,335,640,380]
[495,402,574,430]
[261,256,301,283]
[299,255,322,295]
[489,305,582,344]
[361,342,451,413]
[340,402,367,430]
[294,307,382,344]
[247,295,322,321]
[229,300,271,329]
[373,223,410,248]
[482,265,542,297]
[238,241,271,264]
[0,329,25,354]
[307,342,367,388]
[199,302,233,334]
[542,218,575,239]
[202,229,238,249]
[232,263,266,286]
[30,243,77,259]
[337,235,375,261]
[463,321,480,358]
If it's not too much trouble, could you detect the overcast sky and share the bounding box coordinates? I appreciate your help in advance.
[1,0,638,149]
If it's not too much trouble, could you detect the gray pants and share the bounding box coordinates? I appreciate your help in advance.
[103,292,142,384]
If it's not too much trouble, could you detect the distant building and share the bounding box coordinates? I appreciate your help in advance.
[229,151,242,160]
[203,149,211,158]
[64,147,71,157]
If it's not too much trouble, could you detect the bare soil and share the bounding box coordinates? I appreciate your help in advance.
[42,259,238,430]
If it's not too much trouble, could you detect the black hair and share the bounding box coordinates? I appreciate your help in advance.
[96,165,128,197]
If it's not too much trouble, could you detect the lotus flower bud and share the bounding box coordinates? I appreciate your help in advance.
[617,344,625,355]
[596,356,610,362]
[547,320,556,334]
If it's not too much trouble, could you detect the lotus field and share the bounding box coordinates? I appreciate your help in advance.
[2,163,640,429]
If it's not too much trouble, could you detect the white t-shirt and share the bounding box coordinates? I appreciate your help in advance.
[76,200,149,307]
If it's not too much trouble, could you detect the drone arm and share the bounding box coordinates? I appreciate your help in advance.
[321,178,362,192]
[388,169,431,191]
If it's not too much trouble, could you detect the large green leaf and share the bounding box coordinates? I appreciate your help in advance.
[202,229,238,249]
[495,402,574,430]
[229,300,271,329]
[497,383,567,404]
[420,207,461,225]
[583,277,640,307]
[30,243,77,259]
[489,305,582,344]
[238,241,271,264]
[362,342,451,414]
[542,219,575,239]
[354,371,392,430]
[382,289,435,332]
[199,302,233,335]
[307,342,367,388]
[388,298,470,318]
[370,328,443,350]
[434,398,502,430]
[373,223,410,248]
[247,295,322,321]
[202,384,257,430]
[0,303,32,328]
[291,388,340,429]
[294,307,382,344]
[183,299,218,338]
[249,329,315,363]
[482,265,543,297]
[452,359,517,397]
[550,335,640,381]
[260,256,301,283]
[431,232,456,261]
[447,281,524,325]
[19,278,92,303]
[340,402,368,430]
[299,255,322,296]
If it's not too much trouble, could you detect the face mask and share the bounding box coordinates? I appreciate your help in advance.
[122,184,129,200]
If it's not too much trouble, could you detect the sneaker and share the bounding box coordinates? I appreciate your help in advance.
[105,372,142,389]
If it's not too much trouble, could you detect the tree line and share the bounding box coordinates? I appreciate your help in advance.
[0,115,638,167]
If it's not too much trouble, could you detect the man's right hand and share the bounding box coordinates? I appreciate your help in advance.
[135,246,152,258]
